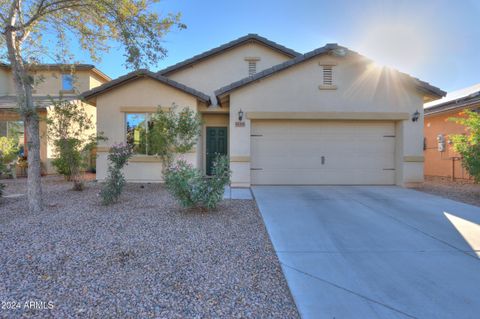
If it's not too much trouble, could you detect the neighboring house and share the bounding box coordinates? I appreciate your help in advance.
[81,34,445,186]
[0,63,110,175]
[423,83,480,180]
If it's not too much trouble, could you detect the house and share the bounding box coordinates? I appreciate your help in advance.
[81,34,445,186]
[0,64,110,175]
[423,83,480,180]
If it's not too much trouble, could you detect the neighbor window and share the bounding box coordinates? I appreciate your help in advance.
[61,74,74,91]
[125,113,154,155]
[0,120,25,155]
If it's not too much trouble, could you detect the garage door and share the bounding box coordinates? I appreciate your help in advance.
[251,120,396,185]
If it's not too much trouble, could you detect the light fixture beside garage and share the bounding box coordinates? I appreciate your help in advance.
[411,110,420,122]
[238,109,244,121]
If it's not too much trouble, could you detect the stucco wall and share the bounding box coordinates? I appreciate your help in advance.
[167,42,292,103]
[95,77,200,181]
[0,68,106,96]
[424,109,471,179]
[227,55,426,186]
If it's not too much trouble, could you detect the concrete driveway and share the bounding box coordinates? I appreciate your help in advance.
[252,186,480,319]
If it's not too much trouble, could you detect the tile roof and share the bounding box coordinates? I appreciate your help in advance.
[0,63,111,81]
[80,69,210,103]
[424,83,480,115]
[215,44,446,99]
[157,34,301,76]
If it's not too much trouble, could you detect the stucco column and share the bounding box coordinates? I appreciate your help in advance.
[396,111,425,185]
[229,106,251,187]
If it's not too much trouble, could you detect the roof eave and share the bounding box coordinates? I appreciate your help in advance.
[80,70,210,104]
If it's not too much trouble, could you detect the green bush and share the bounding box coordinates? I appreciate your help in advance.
[0,137,19,164]
[164,155,231,210]
[0,136,19,178]
[449,110,480,182]
[0,152,6,196]
[47,98,104,188]
[100,143,133,205]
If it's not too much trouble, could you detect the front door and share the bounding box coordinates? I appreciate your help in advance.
[206,127,228,175]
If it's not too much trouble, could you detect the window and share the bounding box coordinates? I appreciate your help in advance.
[322,65,333,86]
[61,74,74,91]
[0,120,25,155]
[125,113,154,155]
[248,60,257,76]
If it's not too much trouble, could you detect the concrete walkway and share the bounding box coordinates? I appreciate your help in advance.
[223,187,253,200]
[252,186,480,319]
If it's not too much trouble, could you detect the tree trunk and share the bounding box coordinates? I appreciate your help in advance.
[5,29,43,212]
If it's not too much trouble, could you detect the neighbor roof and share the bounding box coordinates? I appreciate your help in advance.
[0,95,77,109]
[215,43,446,100]
[80,69,210,103]
[424,83,480,115]
[0,63,111,82]
[157,34,301,76]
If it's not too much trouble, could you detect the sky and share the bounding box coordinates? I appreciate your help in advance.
[73,0,480,93]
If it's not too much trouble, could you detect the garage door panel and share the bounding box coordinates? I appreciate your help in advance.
[251,120,396,185]
[251,168,395,185]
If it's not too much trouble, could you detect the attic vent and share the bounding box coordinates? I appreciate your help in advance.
[248,61,257,76]
[322,65,333,86]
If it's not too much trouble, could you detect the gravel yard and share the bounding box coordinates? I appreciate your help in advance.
[411,176,480,207]
[0,176,298,318]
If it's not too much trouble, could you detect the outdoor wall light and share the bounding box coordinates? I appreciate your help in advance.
[411,110,420,122]
[238,109,244,121]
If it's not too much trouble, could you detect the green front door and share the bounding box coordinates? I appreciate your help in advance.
[206,127,228,175]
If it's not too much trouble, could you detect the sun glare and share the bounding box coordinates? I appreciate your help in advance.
[357,23,429,73]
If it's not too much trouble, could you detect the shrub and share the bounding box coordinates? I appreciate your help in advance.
[0,136,19,178]
[165,155,231,210]
[0,151,6,196]
[147,105,202,171]
[47,98,104,189]
[449,110,480,182]
[100,143,133,205]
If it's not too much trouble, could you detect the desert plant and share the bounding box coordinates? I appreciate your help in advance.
[0,137,19,177]
[47,98,104,190]
[0,152,6,196]
[100,143,134,205]
[449,110,480,182]
[147,105,202,171]
[164,155,231,210]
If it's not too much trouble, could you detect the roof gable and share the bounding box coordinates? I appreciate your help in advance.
[157,34,300,76]
[215,44,445,100]
[80,69,210,103]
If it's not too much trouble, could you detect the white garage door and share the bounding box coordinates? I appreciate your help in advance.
[251,120,396,185]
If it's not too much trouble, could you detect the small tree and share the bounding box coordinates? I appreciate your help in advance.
[0,0,185,212]
[147,105,202,171]
[47,98,103,190]
[100,143,133,205]
[449,110,480,182]
[0,136,19,173]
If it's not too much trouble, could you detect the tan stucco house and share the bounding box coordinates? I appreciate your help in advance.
[81,34,445,186]
[0,63,110,174]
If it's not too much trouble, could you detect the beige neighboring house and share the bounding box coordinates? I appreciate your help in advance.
[0,63,110,175]
[81,34,445,186]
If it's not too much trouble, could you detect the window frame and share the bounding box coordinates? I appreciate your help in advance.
[61,73,75,92]
[124,112,155,156]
